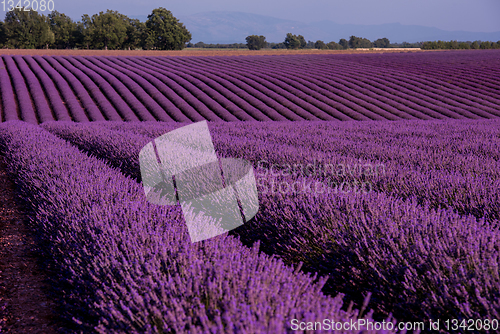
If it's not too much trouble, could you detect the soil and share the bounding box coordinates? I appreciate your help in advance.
[0,157,64,333]
[0,48,423,57]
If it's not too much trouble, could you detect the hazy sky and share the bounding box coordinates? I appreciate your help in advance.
[7,0,500,32]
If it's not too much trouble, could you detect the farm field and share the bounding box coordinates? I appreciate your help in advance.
[0,50,499,333]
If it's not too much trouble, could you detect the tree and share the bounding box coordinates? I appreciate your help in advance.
[326,41,342,50]
[48,11,77,49]
[124,18,147,50]
[314,40,327,49]
[471,41,480,49]
[339,38,349,49]
[75,14,93,49]
[87,10,129,50]
[373,37,390,48]
[4,9,53,49]
[246,35,266,50]
[0,21,6,48]
[480,41,492,49]
[298,35,307,49]
[284,33,301,49]
[349,35,372,48]
[145,7,191,50]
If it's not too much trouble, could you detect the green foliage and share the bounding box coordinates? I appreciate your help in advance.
[270,42,286,49]
[284,33,302,49]
[338,38,349,49]
[124,19,147,50]
[88,10,130,50]
[373,37,390,48]
[326,41,342,50]
[0,21,6,47]
[145,7,191,50]
[349,35,372,48]
[188,42,247,49]
[314,40,327,49]
[246,35,266,50]
[48,11,77,49]
[480,41,493,49]
[4,8,54,49]
[298,35,307,49]
[421,40,497,50]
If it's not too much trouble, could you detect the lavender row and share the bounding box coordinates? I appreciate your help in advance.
[153,57,370,121]
[176,56,452,120]
[354,52,500,99]
[82,57,176,122]
[0,57,19,122]
[42,121,500,327]
[125,57,297,121]
[3,56,38,123]
[53,56,138,121]
[72,55,216,121]
[95,119,500,222]
[308,55,500,113]
[126,56,301,121]
[63,56,156,121]
[40,56,105,121]
[237,56,484,119]
[111,57,273,121]
[0,121,391,334]
[22,56,73,122]
[185,57,425,120]
[95,56,233,122]
[29,56,89,122]
[48,56,124,121]
[160,56,385,121]
[323,59,500,118]
[12,56,55,123]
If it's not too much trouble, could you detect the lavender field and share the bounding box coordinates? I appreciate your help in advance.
[0,51,499,333]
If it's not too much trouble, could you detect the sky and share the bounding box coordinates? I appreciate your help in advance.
[3,0,500,32]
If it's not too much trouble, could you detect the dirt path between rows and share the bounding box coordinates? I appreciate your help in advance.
[0,157,64,333]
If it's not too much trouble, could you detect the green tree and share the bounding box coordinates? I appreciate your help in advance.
[0,21,6,48]
[339,38,349,49]
[349,35,372,48]
[314,40,327,49]
[480,41,492,49]
[75,14,93,49]
[246,35,266,50]
[145,7,191,50]
[284,33,301,49]
[124,18,147,50]
[88,10,129,50]
[48,11,77,49]
[298,35,307,49]
[458,42,470,49]
[471,41,480,49]
[326,41,342,50]
[373,37,390,48]
[4,9,53,49]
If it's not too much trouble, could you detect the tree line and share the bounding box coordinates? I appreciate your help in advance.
[0,7,191,50]
[244,34,409,50]
[421,40,500,50]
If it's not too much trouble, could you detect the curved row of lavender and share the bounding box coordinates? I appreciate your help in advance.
[0,120,398,333]
[1,51,499,124]
[41,119,500,329]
